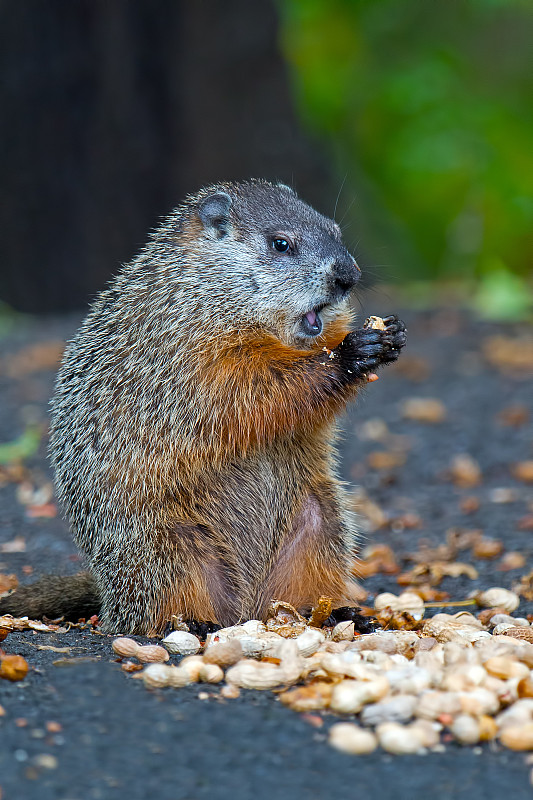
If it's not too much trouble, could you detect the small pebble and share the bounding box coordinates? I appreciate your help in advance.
[33,754,58,770]
[220,684,241,699]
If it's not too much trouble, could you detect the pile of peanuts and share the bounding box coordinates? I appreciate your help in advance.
[112,587,533,756]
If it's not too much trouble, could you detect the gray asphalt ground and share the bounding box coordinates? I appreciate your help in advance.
[1,300,533,799]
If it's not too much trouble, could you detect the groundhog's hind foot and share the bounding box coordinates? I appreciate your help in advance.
[161,619,222,639]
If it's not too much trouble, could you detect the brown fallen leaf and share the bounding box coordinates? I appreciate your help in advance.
[4,341,65,377]
[406,529,482,566]
[355,544,400,578]
[477,607,510,625]
[0,616,60,633]
[388,513,423,532]
[0,463,29,486]
[45,721,62,733]
[0,537,26,554]
[342,581,369,606]
[265,600,307,637]
[121,661,144,673]
[375,608,424,632]
[26,503,57,519]
[309,597,333,628]
[401,561,478,586]
[351,488,387,531]
[300,713,325,728]
[499,552,526,571]
[449,454,482,488]
[512,461,533,484]
[0,654,29,682]
[517,515,533,531]
[52,657,100,667]
[0,574,18,596]
[367,451,406,471]
[391,354,431,381]
[403,584,449,602]
[396,573,451,598]
[459,496,480,515]
[355,560,382,579]
[436,562,479,580]
[497,405,530,427]
[513,571,533,601]
[472,538,503,559]
[280,683,333,711]
[447,528,484,554]
[482,335,533,375]
[406,542,453,565]
[362,543,396,562]
[402,397,447,424]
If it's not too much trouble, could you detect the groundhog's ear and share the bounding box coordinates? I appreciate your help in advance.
[198,192,232,236]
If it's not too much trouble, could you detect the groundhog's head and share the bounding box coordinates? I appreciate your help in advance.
[182,180,360,348]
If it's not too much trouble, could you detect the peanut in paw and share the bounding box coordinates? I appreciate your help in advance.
[363,315,387,331]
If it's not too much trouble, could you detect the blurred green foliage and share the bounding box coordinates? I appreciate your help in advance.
[278,0,533,314]
[0,427,41,465]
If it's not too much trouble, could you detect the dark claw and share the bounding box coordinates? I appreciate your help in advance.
[184,619,222,639]
[380,349,401,364]
[325,606,379,633]
[392,331,407,348]
[382,314,405,329]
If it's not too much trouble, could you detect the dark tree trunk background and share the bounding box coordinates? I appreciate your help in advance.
[0,0,333,313]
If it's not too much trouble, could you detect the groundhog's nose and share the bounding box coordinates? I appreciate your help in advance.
[331,257,361,294]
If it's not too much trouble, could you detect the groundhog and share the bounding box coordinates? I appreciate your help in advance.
[1,180,406,634]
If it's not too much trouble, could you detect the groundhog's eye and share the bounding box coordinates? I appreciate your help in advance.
[272,237,291,253]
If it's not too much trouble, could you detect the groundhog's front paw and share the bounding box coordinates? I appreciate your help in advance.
[336,315,406,379]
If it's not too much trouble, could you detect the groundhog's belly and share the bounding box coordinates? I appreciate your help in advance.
[188,448,313,552]
[171,459,349,624]
[179,435,343,581]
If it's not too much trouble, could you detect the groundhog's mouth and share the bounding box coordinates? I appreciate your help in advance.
[300,305,326,337]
